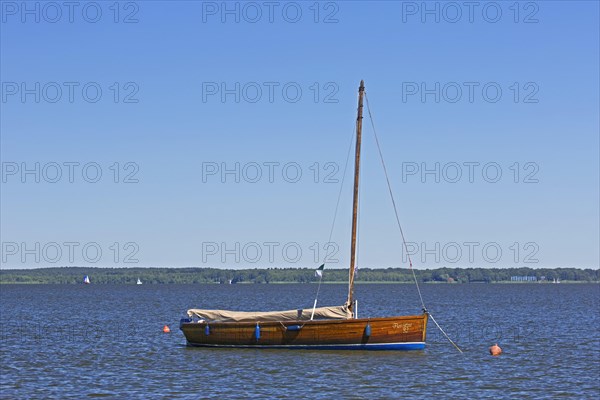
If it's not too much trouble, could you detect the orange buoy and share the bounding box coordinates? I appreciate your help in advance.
[489,343,502,356]
[163,325,171,333]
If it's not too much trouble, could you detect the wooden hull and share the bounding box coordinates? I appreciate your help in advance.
[180,314,427,350]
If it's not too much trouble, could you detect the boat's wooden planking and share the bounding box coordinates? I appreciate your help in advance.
[182,314,427,347]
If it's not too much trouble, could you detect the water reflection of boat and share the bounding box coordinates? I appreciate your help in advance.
[180,81,428,350]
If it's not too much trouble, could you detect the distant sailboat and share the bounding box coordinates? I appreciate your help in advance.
[83,275,90,284]
[137,278,142,285]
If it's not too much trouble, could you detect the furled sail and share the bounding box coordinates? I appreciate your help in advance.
[187,305,352,322]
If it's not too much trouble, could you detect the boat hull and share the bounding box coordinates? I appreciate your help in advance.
[180,314,427,350]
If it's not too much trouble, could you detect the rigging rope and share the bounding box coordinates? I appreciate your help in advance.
[429,313,464,354]
[311,125,356,320]
[364,92,425,311]
[364,92,463,354]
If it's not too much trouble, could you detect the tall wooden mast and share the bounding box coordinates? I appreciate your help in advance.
[347,80,364,311]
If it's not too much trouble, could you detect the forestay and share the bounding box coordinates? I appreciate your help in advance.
[187,305,352,322]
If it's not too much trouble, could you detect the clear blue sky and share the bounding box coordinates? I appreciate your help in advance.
[1,1,598,269]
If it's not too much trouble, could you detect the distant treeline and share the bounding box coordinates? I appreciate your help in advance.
[0,267,598,284]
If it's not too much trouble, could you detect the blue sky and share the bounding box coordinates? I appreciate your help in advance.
[1,1,598,269]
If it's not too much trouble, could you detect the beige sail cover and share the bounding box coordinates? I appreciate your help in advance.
[187,305,352,322]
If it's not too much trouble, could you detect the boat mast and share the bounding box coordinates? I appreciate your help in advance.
[347,80,364,311]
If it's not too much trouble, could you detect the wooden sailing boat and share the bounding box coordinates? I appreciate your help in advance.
[180,81,428,350]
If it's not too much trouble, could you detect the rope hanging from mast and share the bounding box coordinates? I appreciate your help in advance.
[364,91,463,354]
[310,114,356,319]
[364,92,426,312]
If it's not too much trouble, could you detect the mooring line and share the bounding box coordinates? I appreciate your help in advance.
[365,91,463,354]
[428,312,464,353]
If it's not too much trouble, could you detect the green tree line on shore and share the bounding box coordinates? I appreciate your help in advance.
[0,267,598,284]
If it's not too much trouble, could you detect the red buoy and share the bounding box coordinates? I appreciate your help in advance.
[489,343,502,356]
[163,325,171,333]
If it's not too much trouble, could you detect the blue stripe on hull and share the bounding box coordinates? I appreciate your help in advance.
[186,342,426,351]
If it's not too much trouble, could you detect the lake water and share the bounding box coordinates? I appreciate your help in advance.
[1,283,598,398]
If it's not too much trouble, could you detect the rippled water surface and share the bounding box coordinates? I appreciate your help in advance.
[1,283,599,398]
